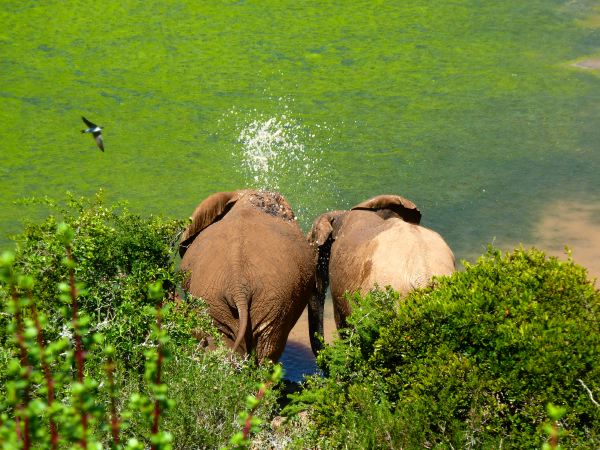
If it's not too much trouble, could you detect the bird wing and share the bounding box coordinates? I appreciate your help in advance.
[94,134,104,152]
[82,116,97,128]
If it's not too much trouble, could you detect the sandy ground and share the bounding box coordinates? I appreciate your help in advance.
[281,199,600,380]
[573,58,600,71]
[506,200,600,283]
[286,299,337,346]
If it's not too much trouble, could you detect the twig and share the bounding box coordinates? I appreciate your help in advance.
[549,421,559,449]
[242,382,271,441]
[66,245,88,448]
[150,303,164,450]
[30,302,58,449]
[578,379,600,407]
[105,358,120,447]
[67,247,85,384]
[12,286,32,450]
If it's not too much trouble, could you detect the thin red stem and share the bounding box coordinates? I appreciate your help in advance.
[66,246,87,449]
[549,421,559,449]
[12,287,32,450]
[150,306,163,450]
[242,383,269,440]
[67,248,85,384]
[106,360,120,447]
[30,303,58,450]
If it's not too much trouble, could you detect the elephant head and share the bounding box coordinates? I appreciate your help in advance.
[179,189,315,362]
[307,194,454,355]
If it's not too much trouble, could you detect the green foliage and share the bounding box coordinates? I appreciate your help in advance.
[0,232,185,448]
[290,247,600,448]
[115,350,280,449]
[226,363,283,450]
[0,193,281,449]
[543,403,568,450]
[1,192,194,378]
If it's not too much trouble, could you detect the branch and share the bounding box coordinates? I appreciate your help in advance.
[105,353,120,448]
[578,379,600,408]
[11,286,32,450]
[66,245,88,449]
[151,305,164,449]
[30,302,58,449]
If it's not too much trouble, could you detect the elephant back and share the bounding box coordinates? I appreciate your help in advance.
[180,190,300,257]
[179,190,314,363]
[179,191,240,257]
[244,190,296,222]
[351,194,421,224]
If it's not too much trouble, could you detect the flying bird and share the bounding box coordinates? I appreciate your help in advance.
[81,116,104,151]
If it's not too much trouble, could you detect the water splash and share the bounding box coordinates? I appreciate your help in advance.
[225,99,342,229]
[237,114,319,190]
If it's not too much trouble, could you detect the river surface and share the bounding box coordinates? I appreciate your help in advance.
[2,1,600,381]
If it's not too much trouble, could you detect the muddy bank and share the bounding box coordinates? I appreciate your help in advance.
[573,58,600,71]
[503,200,600,283]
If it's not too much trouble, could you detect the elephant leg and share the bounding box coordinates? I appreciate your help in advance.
[308,292,325,355]
[333,303,344,330]
[308,239,331,356]
[255,332,283,363]
[333,296,350,330]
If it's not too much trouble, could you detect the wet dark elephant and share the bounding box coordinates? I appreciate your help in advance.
[179,189,316,362]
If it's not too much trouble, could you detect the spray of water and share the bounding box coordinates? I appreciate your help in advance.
[225,100,342,229]
[237,115,318,190]
[222,99,342,379]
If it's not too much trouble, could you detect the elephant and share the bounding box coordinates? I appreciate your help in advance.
[179,189,316,363]
[306,194,455,355]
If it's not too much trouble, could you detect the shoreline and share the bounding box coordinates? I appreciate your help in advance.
[573,58,600,71]
[503,200,600,283]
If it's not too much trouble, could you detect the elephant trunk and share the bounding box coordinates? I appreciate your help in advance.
[308,238,332,356]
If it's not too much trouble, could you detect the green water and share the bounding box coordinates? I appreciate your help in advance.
[2,1,600,264]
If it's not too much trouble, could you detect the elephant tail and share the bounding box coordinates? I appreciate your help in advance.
[231,291,250,354]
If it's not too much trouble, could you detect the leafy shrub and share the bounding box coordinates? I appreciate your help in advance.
[290,247,600,448]
[116,349,281,449]
[0,192,200,378]
[0,193,282,448]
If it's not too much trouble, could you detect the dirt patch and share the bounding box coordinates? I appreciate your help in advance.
[504,200,600,284]
[532,200,600,282]
[280,298,337,381]
[573,58,600,71]
[286,299,337,345]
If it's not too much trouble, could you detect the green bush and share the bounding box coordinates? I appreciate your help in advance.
[290,247,600,448]
[0,192,197,377]
[115,349,281,449]
[0,193,282,448]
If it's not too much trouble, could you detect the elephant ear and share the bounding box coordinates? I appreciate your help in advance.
[308,211,344,247]
[351,194,421,224]
[179,191,240,257]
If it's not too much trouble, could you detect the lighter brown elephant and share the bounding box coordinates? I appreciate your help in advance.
[179,190,315,362]
[307,194,455,354]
